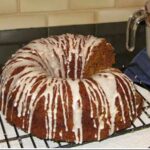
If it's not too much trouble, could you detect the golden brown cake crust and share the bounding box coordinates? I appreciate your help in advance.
[4,80,143,143]
[83,39,115,77]
[0,34,143,144]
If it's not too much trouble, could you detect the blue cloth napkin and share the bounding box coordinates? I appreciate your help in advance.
[124,48,150,87]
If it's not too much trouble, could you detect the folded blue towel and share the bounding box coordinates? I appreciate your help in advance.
[124,48,150,87]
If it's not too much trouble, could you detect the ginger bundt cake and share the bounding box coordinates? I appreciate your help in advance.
[0,34,143,144]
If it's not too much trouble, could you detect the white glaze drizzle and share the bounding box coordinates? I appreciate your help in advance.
[92,73,118,134]
[67,79,83,144]
[0,34,139,144]
[112,72,133,121]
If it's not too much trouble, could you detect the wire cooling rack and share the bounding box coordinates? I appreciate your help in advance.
[0,78,150,148]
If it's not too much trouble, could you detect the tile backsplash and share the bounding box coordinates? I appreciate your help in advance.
[0,0,147,30]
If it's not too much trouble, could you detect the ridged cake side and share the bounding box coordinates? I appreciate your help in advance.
[0,34,143,143]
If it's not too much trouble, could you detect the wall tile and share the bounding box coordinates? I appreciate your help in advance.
[20,0,68,12]
[0,0,17,14]
[0,0,146,31]
[116,0,147,7]
[70,0,115,9]
[48,11,94,26]
[0,15,46,30]
[96,8,139,23]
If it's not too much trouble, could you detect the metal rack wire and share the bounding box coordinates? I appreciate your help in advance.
[0,77,150,148]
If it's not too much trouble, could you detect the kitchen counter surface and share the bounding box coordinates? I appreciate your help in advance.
[74,127,150,148]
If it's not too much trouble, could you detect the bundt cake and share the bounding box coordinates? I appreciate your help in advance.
[0,34,143,144]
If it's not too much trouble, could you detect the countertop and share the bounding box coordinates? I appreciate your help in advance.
[74,127,150,148]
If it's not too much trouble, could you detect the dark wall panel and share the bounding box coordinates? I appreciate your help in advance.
[0,22,146,68]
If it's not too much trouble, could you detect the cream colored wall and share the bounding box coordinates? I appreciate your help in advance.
[0,0,147,30]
